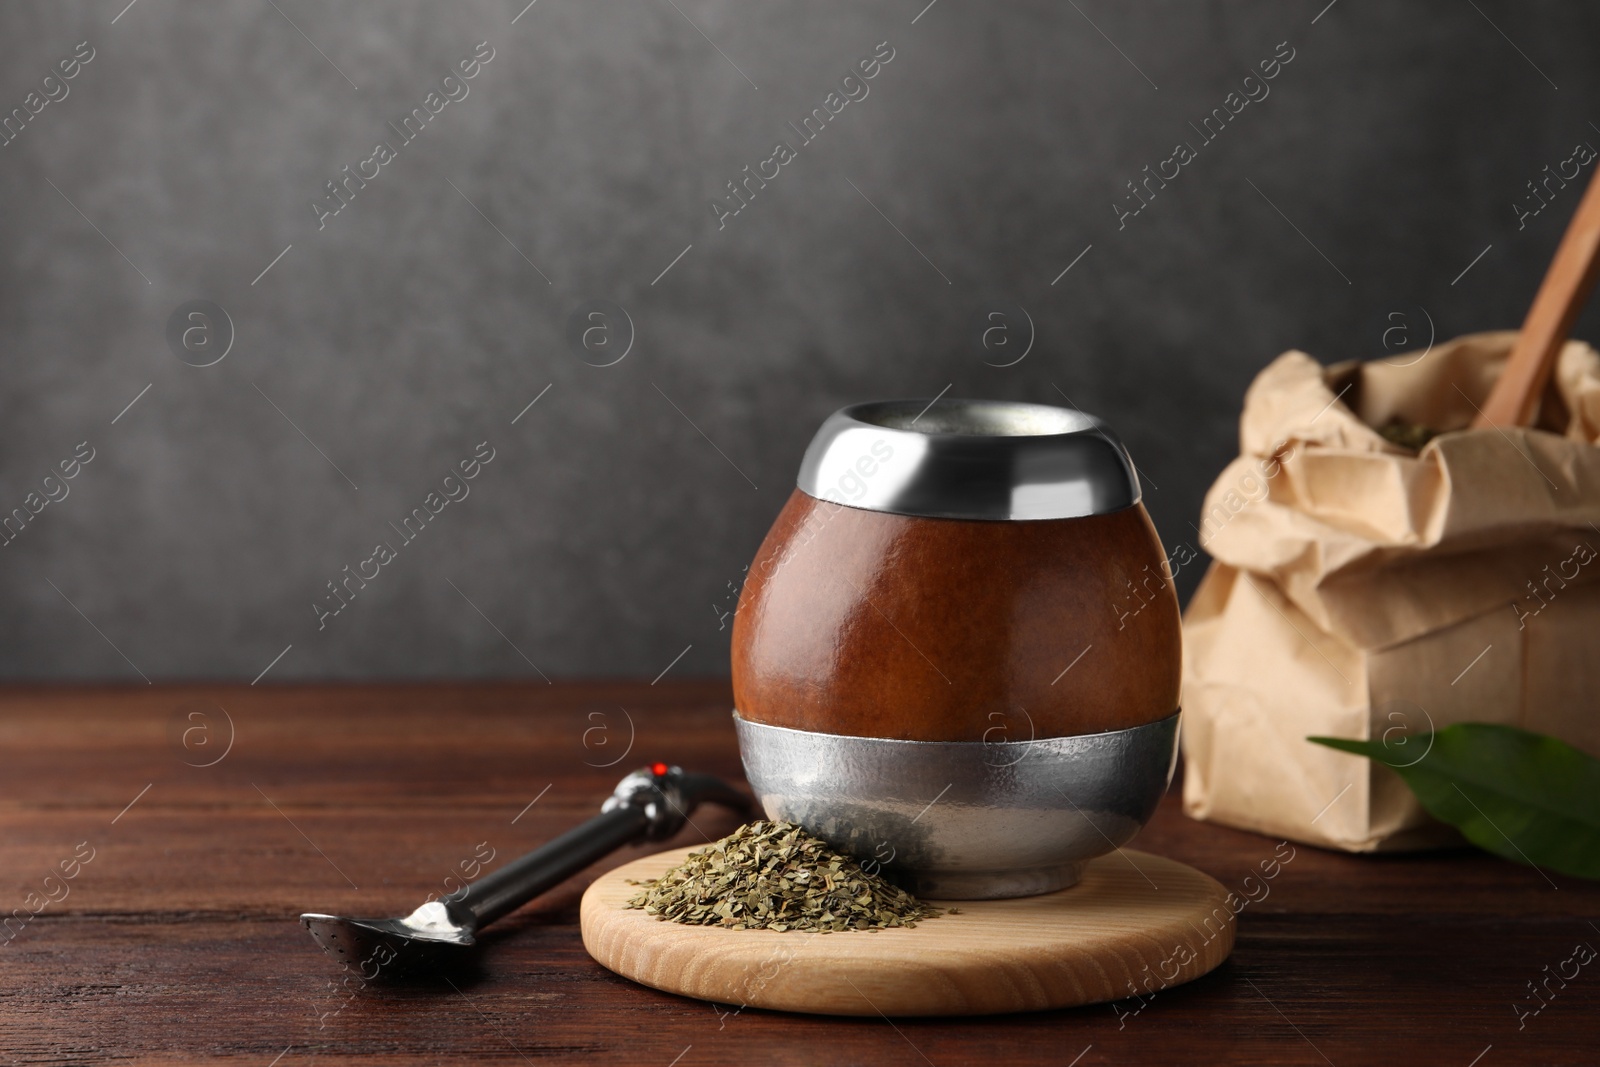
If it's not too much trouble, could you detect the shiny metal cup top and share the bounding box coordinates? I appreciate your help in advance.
[734,711,1180,899]
[795,398,1140,521]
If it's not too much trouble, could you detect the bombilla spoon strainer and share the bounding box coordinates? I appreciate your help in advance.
[300,764,748,976]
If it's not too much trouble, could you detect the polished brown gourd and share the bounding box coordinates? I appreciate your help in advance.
[732,489,1180,742]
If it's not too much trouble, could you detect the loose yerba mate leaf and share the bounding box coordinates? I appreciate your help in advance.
[625,820,942,932]
[1309,723,1600,880]
[1376,418,1440,451]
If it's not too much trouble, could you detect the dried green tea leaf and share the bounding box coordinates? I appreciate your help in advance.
[1377,418,1440,451]
[624,820,941,932]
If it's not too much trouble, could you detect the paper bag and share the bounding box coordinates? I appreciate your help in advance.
[1181,331,1600,851]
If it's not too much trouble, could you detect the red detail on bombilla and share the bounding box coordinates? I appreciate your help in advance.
[651,762,669,777]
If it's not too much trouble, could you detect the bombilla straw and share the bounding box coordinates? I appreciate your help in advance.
[300,764,748,976]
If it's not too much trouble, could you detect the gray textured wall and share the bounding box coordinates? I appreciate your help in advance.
[2,0,1598,682]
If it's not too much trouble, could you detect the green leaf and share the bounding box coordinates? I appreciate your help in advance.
[1308,723,1600,880]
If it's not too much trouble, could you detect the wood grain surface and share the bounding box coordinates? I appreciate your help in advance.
[1,681,1597,1065]
[582,846,1233,1016]
[732,491,1181,741]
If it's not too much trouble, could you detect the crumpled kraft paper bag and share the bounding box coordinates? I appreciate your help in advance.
[1181,331,1600,851]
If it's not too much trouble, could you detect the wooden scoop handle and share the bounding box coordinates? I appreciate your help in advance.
[1473,163,1600,430]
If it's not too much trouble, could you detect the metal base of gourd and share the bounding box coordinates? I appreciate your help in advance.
[733,710,1180,901]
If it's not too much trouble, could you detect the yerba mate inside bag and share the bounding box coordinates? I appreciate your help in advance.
[1181,332,1600,851]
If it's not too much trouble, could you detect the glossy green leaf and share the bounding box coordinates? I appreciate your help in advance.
[1308,723,1600,880]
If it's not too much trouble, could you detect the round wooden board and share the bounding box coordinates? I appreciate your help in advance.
[581,846,1235,1017]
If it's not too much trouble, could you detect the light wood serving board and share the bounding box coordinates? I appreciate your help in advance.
[581,846,1235,1017]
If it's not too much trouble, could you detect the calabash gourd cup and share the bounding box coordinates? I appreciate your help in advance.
[731,399,1181,898]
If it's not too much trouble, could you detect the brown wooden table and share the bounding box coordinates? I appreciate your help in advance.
[3,682,1595,1065]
